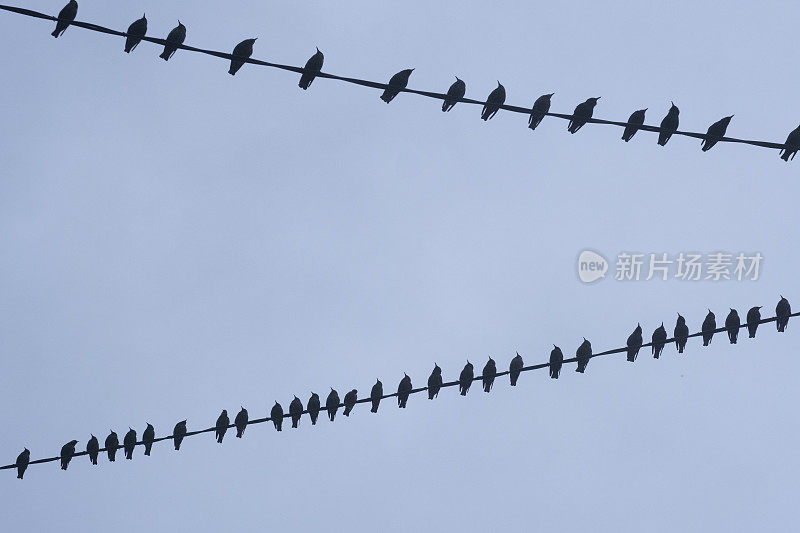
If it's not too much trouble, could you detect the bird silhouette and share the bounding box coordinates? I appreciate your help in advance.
[105,431,119,461]
[702,310,716,346]
[215,410,229,443]
[442,77,466,112]
[725,309,740,344]
[509,352,523,386]
[60,440,78,470]
[701,116,733,152]
[16,449,30,479]
[173,421,187,450]
[271,402,284,431]
[550,346,563,378]
[480,82,506,121]
[235,408,249,437]
[326,389,340,421]
[398,374,412,408]
[52,0,78,38]
[124,15,147,54]
[780,126,800,161]
[482,357,497,392]
[142,423,155,456]
[159,21,186,61]
[568,97,600,133]
[380,69,414,103]
[229,38,257,76]
[299,48,324,90]
[746,306,762,338]
[427,365,442,399]
[576,339,592,373]
[308,393,321,425]
[459,361,474,395]
[87,435,99,465]
[776,296,791,332]
[528,93,553,131]
[626,324,643,362]
[123,428,136,460]
[289,397,303,428]
[674,314,689,353]
[652,324,667,358]
[622,109,646,142]
[658,102,679,146]
[343,389,358,416]
[370,379,383,412]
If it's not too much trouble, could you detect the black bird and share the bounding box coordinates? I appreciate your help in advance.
[159,21,186,61]
[482,357,497,392]
[173,421,187,450]
[343,389,358,416]
[776,296,791,332]
[509,352,523,386]
[576,339,592,373]
[215,410,229,444]
[235,408,249,437]
[87,435,99,465]
[780,126,800,161]
[142,423,155,456]
[52,0,78,38]
[16,449,30,479]
[480,82,506,121]
[746,306,762,338]
[458,361,474,395]
[326,389,340,421]
[652,323,667,359]
[442,77,466,112]
[622,109,646,142]
[725,309,740,344]
[299,48,324,90]
[568,97,600,133]
[105,431,119,461]
[702,310,716,346]
[124,15,147,54]
[271,402,284,431]
[427,365,442,399]
[701,116,733,152]
[549,346,563,378]
[370,379,383,412]
[397,374,412,408]
[528,93,553,131]
[123,428,136,460]
[60,440,78,470]
[229,38,257,76]
[289,397,303,428]
[380,69,414,103]
[308,393,321,425]
[658,102,679,146]
[626,324,643,362]
[675,314,689,353]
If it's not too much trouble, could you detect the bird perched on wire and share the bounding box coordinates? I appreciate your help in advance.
[228,38,257,76]
[427,365,443,399]
[142,423,155,456]
[701,116,733,151]
[86,435,99,465]
[780,126,800,161]
[397,374,412,408]
[658,102,680,146]
[550,346,563,378]
[480,82,506,121]
[528,93,553,131]
[442,77,466,112]
[326,389,340,421]
[60,440,78,470]
[370,379,383,412]
[234,407,249,437]
[105,431,119,461]
[622,109,646,142]
[124,14,147,54]
[746,306,762,338]
[16,449,30,479]
[674,314,689,353]
[701,310,716,346]
[173,421,187,450]
[51,0,78,38]
[271,402,284,431]
[299,48,324,90]
[459,361,474,395]
[123,428,136,460]
[159,21,186,61]
[626,324,643,362]
[568,97,600,133]
[308,392,321,425]
[652,324,667,359]
[576,339,592,373]
[289,398,303,428]
[482,357,497,392]
[380,69,414,103]
[776,296,791,332]
[343,389,358,416]
[215,410,229,443]
[725,309,740,344]
[509,352,523,386]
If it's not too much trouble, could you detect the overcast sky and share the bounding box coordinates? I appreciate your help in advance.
[1,1,799,531]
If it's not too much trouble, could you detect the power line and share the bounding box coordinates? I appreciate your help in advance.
[4,306,796,475]
[0,3,796,155]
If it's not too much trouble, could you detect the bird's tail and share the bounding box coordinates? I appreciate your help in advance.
[781,149,790,162]
[51,29,60,38]
[159,50,171,61]
[442,101,451,112]
[510,375,518,386]
[380,92,394,103]
[92,458,98,465]
[371,405,378,412]
[17,472,23,479]
[748,330,756,338]
[292,420,299,428]
[144,449,151,456]
[299,76,310,90]
[657,134,669,146]
[778,321,786,333]
[459,387,467,396]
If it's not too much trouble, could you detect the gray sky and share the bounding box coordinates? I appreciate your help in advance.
[1,0,799,531]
